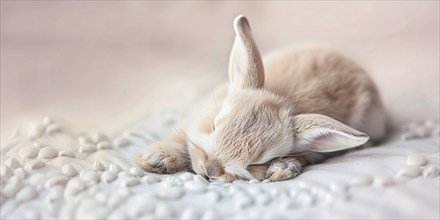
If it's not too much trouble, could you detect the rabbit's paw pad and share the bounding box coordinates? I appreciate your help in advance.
[265,161,302,182]
[138,152,177,174]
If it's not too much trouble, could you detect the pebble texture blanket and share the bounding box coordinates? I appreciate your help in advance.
[2,2,439,219]
[1,114,439,219]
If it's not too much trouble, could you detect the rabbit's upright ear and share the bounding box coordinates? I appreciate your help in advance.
[293,114,370,152]
[228,15,265,90]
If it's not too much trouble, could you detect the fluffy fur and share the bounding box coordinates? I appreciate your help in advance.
[135,15,387,182]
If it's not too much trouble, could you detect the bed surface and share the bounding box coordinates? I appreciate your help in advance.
[1,114,439,219]
[1,2,439,219]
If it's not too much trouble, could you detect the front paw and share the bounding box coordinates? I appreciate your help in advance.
[265,161,302,182]
[135,143,188,174]
[135,152,175,174]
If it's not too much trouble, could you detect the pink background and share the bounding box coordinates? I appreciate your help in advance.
[1,1,439,145]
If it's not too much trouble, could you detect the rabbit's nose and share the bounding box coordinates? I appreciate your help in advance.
[205,159,225,177]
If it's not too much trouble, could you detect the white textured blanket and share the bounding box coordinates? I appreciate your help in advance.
[2,2,439,219]
[1,115,439,219]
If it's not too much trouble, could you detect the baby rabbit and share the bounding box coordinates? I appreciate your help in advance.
[135,15,387,182]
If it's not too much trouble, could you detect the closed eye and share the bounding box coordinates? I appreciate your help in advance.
[208,176,219,181]
[247,162,269,167]
[201,174,209,180]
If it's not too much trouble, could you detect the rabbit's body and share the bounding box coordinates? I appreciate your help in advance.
[263,48,386,140]
[135,15,387,182]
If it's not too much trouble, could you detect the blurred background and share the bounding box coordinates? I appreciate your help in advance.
[1,1,439,145]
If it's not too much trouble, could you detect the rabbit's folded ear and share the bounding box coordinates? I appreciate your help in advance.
[228,15,265,90]
[293,114,369,152]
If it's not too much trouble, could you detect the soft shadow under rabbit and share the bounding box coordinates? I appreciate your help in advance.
[135,15,387,182]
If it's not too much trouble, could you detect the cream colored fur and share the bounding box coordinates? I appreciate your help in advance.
[135,15,387,182]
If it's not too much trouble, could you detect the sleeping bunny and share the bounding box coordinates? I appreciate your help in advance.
[135,15,387,182]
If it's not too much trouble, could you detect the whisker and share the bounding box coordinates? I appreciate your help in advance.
[172,126,193,144]
[183,113,215,121]
[171,125,203,153]
[159,112,213,126]
[213,94,220,113]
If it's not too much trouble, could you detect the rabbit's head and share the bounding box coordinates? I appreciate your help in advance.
[188,15,369,182]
